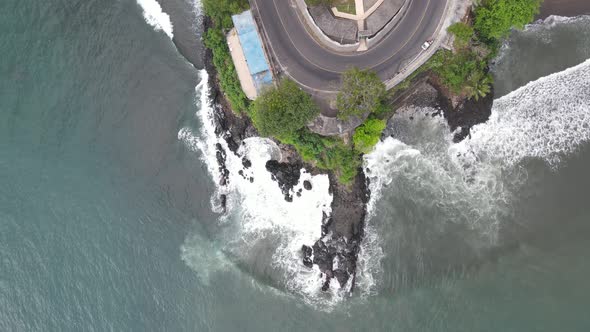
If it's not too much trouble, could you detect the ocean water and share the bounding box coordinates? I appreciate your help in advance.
[2,0,590,330]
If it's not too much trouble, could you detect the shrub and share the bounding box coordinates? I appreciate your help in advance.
[203,0,249,29]
[353,118,386,153]
[448,22,474,49]
[474,0,542,41]
[250,80,320,138]
[337,67,386,120]
[203,28,249,113]
[279,130,361,184]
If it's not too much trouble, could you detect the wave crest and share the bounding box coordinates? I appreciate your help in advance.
[136,0,174,39]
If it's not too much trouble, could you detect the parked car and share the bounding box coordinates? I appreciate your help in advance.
[421,40,432,51]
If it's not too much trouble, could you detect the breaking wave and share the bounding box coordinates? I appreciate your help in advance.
[136,0,174,39]
[458,58,590,169]
[361,58,590,291]
[492,15,590,97]
[178,70,353,308]
[178,7,590,306]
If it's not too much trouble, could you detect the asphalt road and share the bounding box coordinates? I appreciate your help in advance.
[250,0,447,93]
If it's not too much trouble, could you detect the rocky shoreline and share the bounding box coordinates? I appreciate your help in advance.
[202,14,493,294]
[203,17,371,293]
[386,72,493,142]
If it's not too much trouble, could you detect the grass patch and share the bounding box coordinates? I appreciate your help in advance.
[334,0,356,15]
[304,0,356,15]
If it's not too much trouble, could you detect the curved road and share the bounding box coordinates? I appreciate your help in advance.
[251,0,447,93]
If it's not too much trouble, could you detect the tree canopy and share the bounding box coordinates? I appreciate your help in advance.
[353,118,386,154]
[474,0,542,41]
[336,67,386,120]
[448,22,474,49]
[203,0,249,29]
[250,79,320,138]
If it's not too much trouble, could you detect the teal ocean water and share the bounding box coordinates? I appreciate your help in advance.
[2,0,590,330]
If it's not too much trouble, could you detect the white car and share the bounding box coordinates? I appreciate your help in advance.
[421,40,432,51]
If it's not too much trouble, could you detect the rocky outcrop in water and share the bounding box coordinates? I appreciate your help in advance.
[434,84,493,142]
[302,171,369,291]
[204,15,371,295]
[265,160,302,202]
[387,75,493,142]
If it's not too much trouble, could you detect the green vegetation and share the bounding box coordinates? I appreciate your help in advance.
[202,0,365,185]
[429,50,490,97]
[250,79,319,138]
[203,29,249,113]
[200,0,544,185]
[304,0,355,14]
[447,22,474,49]
[250,80,362,184]
[406,0,543,100]
[353,118,386,154]
[275,68,388,183]
[465,71,493,101]
[272,68,389,184]
[304,0,336,7]
[333,0,356,15]
[203,0,249,29]
[337,67,387,120]
[280,130,361,184]
[474,0,542,41]
[202,0,250,113]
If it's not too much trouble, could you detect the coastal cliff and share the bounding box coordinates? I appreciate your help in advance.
[203,17,371,293]
[202,14,495,295]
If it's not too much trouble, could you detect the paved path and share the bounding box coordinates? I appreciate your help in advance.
[251,0,448,93]
[331,0,384,20]
[227,29,258,99]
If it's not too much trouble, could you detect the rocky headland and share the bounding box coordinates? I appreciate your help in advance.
[202,15,494,295]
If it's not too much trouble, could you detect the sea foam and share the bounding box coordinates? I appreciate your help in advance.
[458,58,590,169]
[179,70,340,308]
[361,58,590,292]
[136,0,174,39]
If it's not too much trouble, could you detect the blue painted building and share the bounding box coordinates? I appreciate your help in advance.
[231,10,274,94]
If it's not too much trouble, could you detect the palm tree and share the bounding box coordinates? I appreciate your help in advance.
[465,73,493,101]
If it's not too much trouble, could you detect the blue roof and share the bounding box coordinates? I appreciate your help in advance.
[253,71,273,92]
[232,11,272,76]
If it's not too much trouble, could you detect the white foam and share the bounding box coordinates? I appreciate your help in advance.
[179,70,340,308]
[458,59,590,169]
[536,14,590,27]
[191,0,203,17]
[136,0,174,39]
[181,54,590,308]
[360,59,590,294]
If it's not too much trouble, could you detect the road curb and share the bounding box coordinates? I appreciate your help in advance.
[384,0,468,90]
[367,0,412,49]
[292,0,360,53]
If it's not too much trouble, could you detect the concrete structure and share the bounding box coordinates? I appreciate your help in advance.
[308,0,407,50]
[229,10,274,99]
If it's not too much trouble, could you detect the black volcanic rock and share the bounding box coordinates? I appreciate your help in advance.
[204,14,371,295]
[433,82,494,142]
[219,194,227,214]
[301,170,369,291]
[302,245,313,268]
[215,143,229,187]
[265,160,302,202]
[446,93,493,142]
[242,158,252,168]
